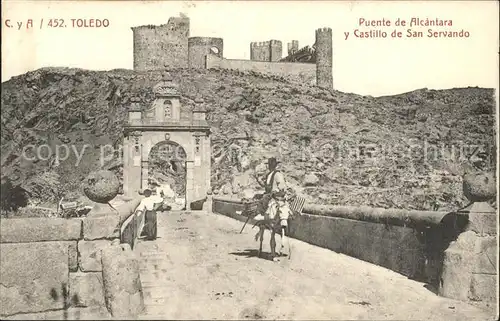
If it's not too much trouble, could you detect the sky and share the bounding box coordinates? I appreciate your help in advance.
[1,0,499,96]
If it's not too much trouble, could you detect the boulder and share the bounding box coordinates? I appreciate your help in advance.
[463,172,496,202]
[303,173,320,186]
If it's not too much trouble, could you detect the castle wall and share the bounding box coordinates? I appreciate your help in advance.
[131,17,190,70]
[315,27,333,89]
[206,54,316,85]
[188,37,224,69]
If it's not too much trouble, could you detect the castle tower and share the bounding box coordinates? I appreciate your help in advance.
[131,16,190,71]
[250,41,269,61]
[287,40,299,55]
[188,37,224,68]
[250,40,282,62]
[269,40,282,62]
[315,27,333,89]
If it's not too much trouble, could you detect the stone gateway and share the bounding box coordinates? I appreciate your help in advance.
[122,73,211,209]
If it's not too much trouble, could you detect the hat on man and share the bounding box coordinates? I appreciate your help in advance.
[267,157,280,167]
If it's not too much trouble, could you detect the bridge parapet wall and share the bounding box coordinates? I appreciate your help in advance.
[212,175,497,304]
[0,198,144,319]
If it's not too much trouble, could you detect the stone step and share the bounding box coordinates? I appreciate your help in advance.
[139,265,170,275]
[137,313,170,320]
[140,251,169,257]
[139,257,171,265]
[143,289,169,300]
[141,280,172,288]
[139,262,170,269]
[140,272,169,283]
[144,297,168,305]
[139,304,171,317]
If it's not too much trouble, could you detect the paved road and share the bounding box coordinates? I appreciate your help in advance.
[135,211,496,320]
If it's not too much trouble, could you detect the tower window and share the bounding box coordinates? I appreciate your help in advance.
[210,47,220,55]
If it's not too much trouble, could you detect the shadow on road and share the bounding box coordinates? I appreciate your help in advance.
[229,249,276,261]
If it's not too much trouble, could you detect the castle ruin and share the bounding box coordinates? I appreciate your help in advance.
[131,15,333,89]
[250,40,283,62]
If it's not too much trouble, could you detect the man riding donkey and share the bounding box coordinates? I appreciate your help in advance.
[252,157,297,262]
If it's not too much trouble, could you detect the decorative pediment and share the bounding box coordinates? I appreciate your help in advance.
[153,84,180,97]
[153,72,180,97]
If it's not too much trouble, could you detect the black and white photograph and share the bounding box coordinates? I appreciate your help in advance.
[1,1,498,320]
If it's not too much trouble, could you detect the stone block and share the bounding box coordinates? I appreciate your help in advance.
[0,242,70,316]
[78,240,113,272]
[468,212,497,235]
[83,214,120,240]
[439,248,475,301]
[101,243,144,318]
[469,274,497,302]
[69,272,105,308]
[473,236,497,274]
[69,242,78,272]
[439,231,498,303]
[0,218,82,243]
[449,230,478,251]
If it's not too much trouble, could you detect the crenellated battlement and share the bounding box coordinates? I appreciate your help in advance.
[280,45,316,63]
[316,27,333,34]
[250,39,282,62]
[251,40,281,47]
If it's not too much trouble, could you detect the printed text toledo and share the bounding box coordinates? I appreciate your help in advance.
[3,18,109,30]
[345,18,470,40]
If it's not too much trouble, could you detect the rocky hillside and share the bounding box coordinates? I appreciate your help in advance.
[1,67,497,212]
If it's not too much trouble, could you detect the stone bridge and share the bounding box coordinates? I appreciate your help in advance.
[0,184,497,320]
[1,74,497,320]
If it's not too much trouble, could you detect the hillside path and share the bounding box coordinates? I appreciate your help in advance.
[135,211,496,320]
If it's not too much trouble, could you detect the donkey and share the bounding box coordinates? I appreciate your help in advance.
[252,192,305,261]
[254,215,291,261]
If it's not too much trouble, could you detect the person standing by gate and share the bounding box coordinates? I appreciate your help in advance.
[135,189,163,240]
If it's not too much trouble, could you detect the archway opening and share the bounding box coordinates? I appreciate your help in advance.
[148,140,187,210]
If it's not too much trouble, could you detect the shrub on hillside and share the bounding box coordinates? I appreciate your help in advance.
[0,177,29,213]
[23,170,63,203]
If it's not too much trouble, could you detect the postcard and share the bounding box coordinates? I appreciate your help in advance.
[1,1,498,320]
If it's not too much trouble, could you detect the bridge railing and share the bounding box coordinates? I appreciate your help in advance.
[0,196,145,319]
[210,176,497,304]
